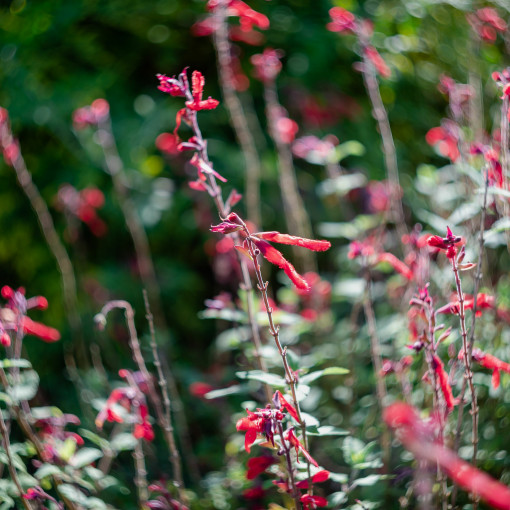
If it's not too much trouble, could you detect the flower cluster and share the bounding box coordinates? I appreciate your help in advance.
[427,226,462,260]
[96,369,154,442]
[0,285,60,345]
[56,184,107,237]
[72,98,110,130]
[467,7,507,43]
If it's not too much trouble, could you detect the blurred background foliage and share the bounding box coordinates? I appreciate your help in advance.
[1,0,510,507]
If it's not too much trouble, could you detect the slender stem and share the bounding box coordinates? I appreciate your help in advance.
[362,268,390,469]
[99,301,187,504]
[277,421,301,510]
[0,122,81,344]
[0,407,33,510]
[264,81,316,273]
[359,38,407,242]
[212,1,262,227]
[143,290,200,485]
[133,439,148,507]
[500,95,510,253]
[182,83,272,401]
[451,257,479,470]
[451,167,489,508]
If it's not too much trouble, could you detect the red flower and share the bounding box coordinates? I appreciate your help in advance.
[236,409,272,453]
[327,7,357,33]
[431,354,457,410]
[284,428,318,467]
[376,252,413,280]
[437,293,495,316]
[384,402,510,510]
[300,493,328,509]
[274,390,299,422]
[296,470,330,489]
[425,124,460,161]
[427,226,462,259]
[157,74,186,97]
[364,46,391,78]
[251,48,283,83]
[185,71,219,111]
[463,348,510,389]
[246,455,276,479]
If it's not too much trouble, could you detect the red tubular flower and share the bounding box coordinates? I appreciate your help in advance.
[251,48,283,83]
[327,7,357,33]
[20,317,60,343]
[236,409,268,453]
[185,71,219,111]
[384,402,510,510]
[246,455,276,479]
[427,226,462,259]
[274,390,299,422]
[364,46,391,78]
[300,494,328,509]
[437,293,495,316]
[254,232,331,252]
[426,125,460,161]
[284,428,318,467]
[431,354,457,410]
[296,470,330,489]
[157,74,186,97]
[376,252,413,280]
[462,348,510,389]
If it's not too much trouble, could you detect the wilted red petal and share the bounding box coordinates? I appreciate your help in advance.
[252,238,309,291]
[254,232,331,252]
[492,368,501,389]
[296,470,330,489]
[432,355,456,410]
[21,317,60,343]
[285,428,318,467]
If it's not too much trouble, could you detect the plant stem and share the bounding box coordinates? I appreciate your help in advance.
[133,439,149,508]
[263,81,316,273]
[99,301,187,504]
[0,406,33,510]
[212,1,262,227]
[277,421,301,510]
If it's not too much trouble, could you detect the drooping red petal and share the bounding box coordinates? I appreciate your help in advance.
[285,428,318,467]
[251,238,310,291]
[377,252,413,280]
[492,369,501,389]
[21,317,60,343]
[244,428,258,453]
[275,390,300,422]
[254,232,331,252]
[432,355,456,410]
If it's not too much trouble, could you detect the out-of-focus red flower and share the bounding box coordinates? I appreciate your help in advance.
[296,470,330,489]
[156,133,180,156]
[236,408,273,453]
[189,382,214,398]
[246,455,276,479]
[275,116,299,144]
[468,8,507,43]
[461,348,510,389]
[437,293,495,317]
[426,124,460,162]
[327,7,357,33]
[384,402,510,510]
[376,252,413,280]
[242,486,265,500]
[73,99,110,129]
[300,493,329,509]
[364,46,391,78]
[251,48,283,83]
[431,354,457,410]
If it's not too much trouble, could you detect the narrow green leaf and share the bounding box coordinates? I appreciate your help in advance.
[236,370,286,387]
[69,447,103,469]
[299,367,349,385]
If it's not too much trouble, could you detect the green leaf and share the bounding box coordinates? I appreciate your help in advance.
[198,309,247,322]
[204,385,246,399]
[329,491,347,505]
[0,451,27,472]
[79,429,111,451]
[352,474,390,487]
[306,425,349,437]
[69,447,103,469]
[300,412,319,427]
[317,173,367,197]
[7,369,39,402]
[110,432,137,452]
[300,367,349,385]
[236,370,286,388]
[0,359,31,369]
[332,140,366,162]
[479,186,510,198]
[57,484,88,505]
[58,437,77,463]
[35,463,63,480]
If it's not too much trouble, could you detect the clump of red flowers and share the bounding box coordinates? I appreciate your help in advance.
[460,348,510,389]
[72,98,110,130]
[96,370,154,442]
[427,226,462,260]
[467,7,507,43]
[56,184,107,237]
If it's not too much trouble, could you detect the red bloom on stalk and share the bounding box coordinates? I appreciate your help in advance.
[251,48,283,83]
[462,348,510,389]
[431,354,457,410]
[157,73,186,97]
[246,455,276,479]
[236,408,275,453]
[0,286,60,343]
[426,124,460,162]
[384,402,510,510]
[274,390,299,422]
[327,7,357,33]
[468,8,507,43]
[300,494,328,509]
[250,232,331,292]
[437,293,495,316]
[284,428,318,467]
[364,46,391,78]
[376,252,413,280]
[185,71,220,111]
[72,99,110,130]
[296,470,330,489]
[427,226,462,259]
